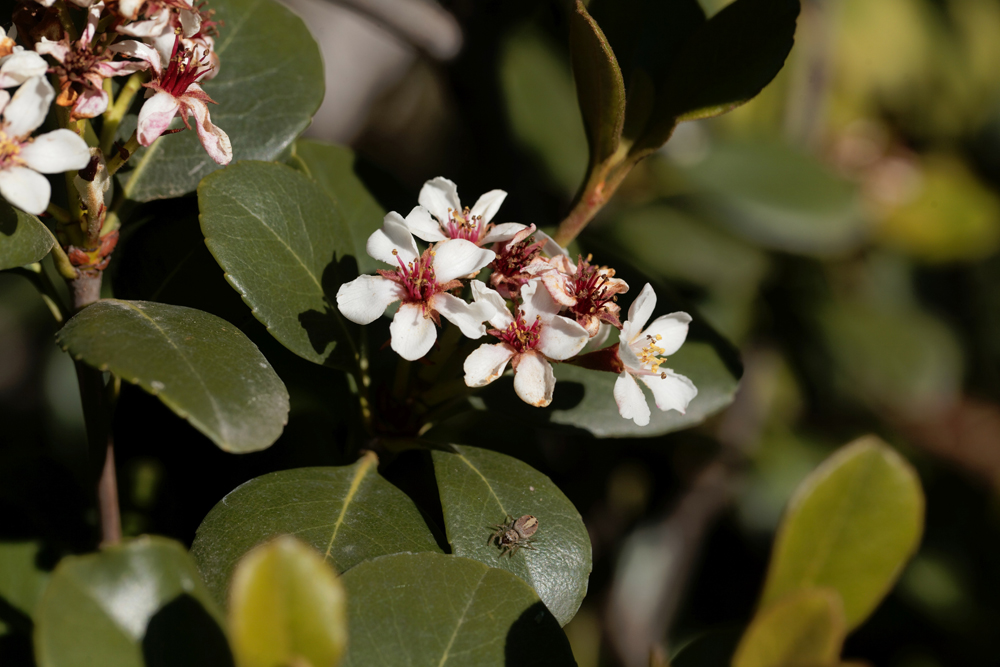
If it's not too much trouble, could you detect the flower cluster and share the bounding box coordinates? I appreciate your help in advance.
[0,0,229,214]
[336,177,699,425]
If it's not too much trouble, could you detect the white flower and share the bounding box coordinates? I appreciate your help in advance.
[0,29,48,89]
[464,279,590,407]
[614,284,698,426]
[406,176,526,246]
[0,77,91,215]
[336,208,497,361]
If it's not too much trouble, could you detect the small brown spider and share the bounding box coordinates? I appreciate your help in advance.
[487,514,539,557]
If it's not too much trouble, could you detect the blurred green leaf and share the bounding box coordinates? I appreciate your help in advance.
[34,536,233,667]
[500,27,588,193]
[340,552,576,667]
[682,141,866,256]
[56,299,288,453]
[191,452,443,607]
[570,0,626,167]
[0,541,50,636]
[431,445,591,626]
[0,203,54,271]
[119,0,324,202]
[639,0,799,150]
[229,536,347,667]
[760,436,924,630]
[198,160,358,370]
[288,140,386,275]
[733,588,845,667]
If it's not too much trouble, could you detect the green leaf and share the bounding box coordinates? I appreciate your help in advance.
[0,541,51,636]
[682,141,866,256]
[56,299,289,453]
[0,202,55,270]
[119,0,324,202]
[340,552,576,667]
[191,452,443,607]
[288,140,386,276]
[759,436,925,630]
[431,445,590,626]
[34,536,233,667]
[229,536,347,667]
[198,160,359,370]
[733,588,846,667]
[570,0,626,167]
[639,0,800,150]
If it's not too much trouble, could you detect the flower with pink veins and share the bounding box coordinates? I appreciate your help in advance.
[117,36,231,164]
[404,176,526,246]
[464,279,590,407]
[118,0,219,75]
[542,253,629,337]
[0,76,91,214]
[615,283,698,426]
[336,209,497,361]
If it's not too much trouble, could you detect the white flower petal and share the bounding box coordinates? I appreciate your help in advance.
[469,189,507,224]
[136,91,180,146]
[390,302,437,361]
[0,165,51,215]
[432,239,494,283]
[118,0,146,20]
[639,370,697,414]
[471,280,513,329]
[19,129,91,173]
[520,278,563,322]
[430,292,494,339]
[0,90,10,116]
[624,283,657,341]
[180,8,201,37]
[642,312,692,357]
[464,343,514,387]
[534,229,568,258]
[401,205,446,242]
[537,315,589,361]
[619,339,644,373]
[0,49,48,88]
[541,270,576,307]
[336,275,404,325]
[581,322,611,354]
[366,212,419,265]
[33,38,70,63]
[3,76,54,138]
[481,222,527,244]
[418,176,461,223]
[108,39,161,75]
[615,371,650,426]
[73,87,109,119]
[513,350,555,407]
[185,95,232,165]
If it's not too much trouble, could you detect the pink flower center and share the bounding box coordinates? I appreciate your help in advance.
[444,207,485,243]
[568,257,619,318]
[491,310,542,353]
[378,248,440,304]
[157,38,213,96]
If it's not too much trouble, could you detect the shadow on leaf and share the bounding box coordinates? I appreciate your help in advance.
[504,601,576,666]
[297,251,360,370]
[142,593,234,667]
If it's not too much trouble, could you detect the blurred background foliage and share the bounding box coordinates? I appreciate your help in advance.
[5,0,1000,665]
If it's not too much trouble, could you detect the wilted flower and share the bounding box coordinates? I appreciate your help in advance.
[542,253,629,336]
[337,209,497,361]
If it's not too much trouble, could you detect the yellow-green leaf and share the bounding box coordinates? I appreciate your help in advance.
[733,588,846,667]
[760,436,924,629]
[229,536,347,667]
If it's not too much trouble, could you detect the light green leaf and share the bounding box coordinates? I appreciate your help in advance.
[733,588,846,667]
[570,0,626,167]
[760,436,925,630]
[33,536,232,667]
[431,445,591,626]
[0,203,55,270]
[340,553,576,667]
[191,452,443,607]
[682,141,866,256]
[120,0,324,201]
[56,299,289,453]
[0,541,51,637]
[198,160,359,370]
[229,536,347,667]
[288,140,386,275]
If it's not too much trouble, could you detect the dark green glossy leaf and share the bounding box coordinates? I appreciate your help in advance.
[570,0,626,167]
[683,141,866,256]
[33,536,233,667]
[56,299,289,453]
[733,588,845,667]
[639,0,799,150]
[229,536,347,667]
[198,160,359,370]
[288,140,386,275]
[119,0,324,201]
[191,452,443,607]
[431,445,591,626]
[340,553,576,667]
[0,203,54,270]
[760,436,925,630]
